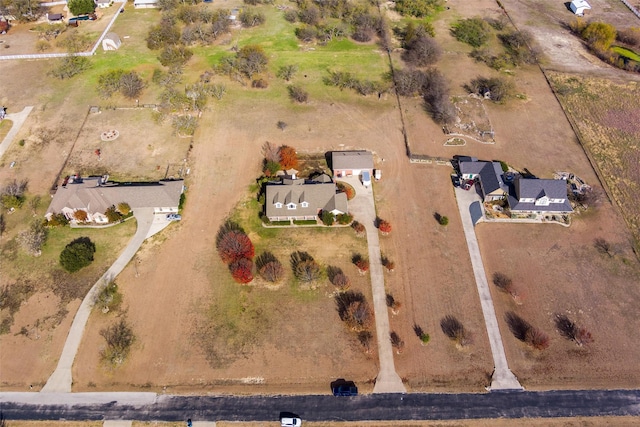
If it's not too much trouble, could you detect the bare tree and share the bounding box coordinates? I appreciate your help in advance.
[19,220,48,256]
[593,238,613,257]
[261,141,280,163]
[390,331,405,354]
[492,272,518,298]
[440,315,472,346]
[506,311,549,350]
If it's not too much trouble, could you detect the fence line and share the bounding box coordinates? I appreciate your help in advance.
[619,0,640,19]
[0,1,125,61]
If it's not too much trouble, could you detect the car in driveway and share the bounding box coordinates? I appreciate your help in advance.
[280,416,302,426]
[166,213,181,221]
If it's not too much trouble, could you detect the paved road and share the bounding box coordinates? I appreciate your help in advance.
[41,209,158,393]
[343,176,406,393]
[1,389,639,422]
[454,187,522,391]
[0,106,34,160]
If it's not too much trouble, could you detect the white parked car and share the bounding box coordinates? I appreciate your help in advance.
[281,417,302,427]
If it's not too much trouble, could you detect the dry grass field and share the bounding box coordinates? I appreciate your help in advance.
[548,74,640,252]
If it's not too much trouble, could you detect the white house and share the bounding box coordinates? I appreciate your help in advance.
[96,0,112,8]
[102,32,121,51]
[133,0,159,8]
[570,0,591,16]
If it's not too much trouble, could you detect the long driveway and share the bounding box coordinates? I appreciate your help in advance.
[41,209,161,393]
[1,389,639,422]
[342,176,406,393]
[454,187,522,390]
[0,106,34,159]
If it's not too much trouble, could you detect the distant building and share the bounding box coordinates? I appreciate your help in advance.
[96,0,113,8]
[46,13,64,23]
[459,160,508,202]
[133,0,159,8]
[570,0,591,16]
[102,32,121,51]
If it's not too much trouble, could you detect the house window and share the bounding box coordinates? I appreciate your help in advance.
[287,203,296,210]
[301,201,309,208]
[274,202,283,208]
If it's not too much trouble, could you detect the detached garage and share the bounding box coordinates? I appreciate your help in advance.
[331,150,374,178]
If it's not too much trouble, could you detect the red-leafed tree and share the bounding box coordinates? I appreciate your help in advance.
[352,253,369,273]
[278,145,299,169]
[230,258,254,283]
[216,229,255,264]
[377,218,391,234]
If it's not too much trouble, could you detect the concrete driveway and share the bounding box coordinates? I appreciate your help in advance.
[341,176,406,394]
[454,187,522,391]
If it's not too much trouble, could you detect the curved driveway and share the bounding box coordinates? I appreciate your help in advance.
[41,209,159,393]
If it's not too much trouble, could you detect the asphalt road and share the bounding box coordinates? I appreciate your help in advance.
[1,390,639,422]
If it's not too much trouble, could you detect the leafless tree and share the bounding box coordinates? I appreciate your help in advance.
[593,237,613,257]
[441,315,472,346]
[390,331,405,354]
[262,141,280,163]
[19,220,48,256]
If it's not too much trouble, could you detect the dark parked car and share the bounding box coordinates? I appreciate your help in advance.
[332,384,358,396]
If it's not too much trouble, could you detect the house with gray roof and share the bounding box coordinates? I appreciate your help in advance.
[46,176,184,224]
[507,178,572,216]
[331,151,374,178]
[459,160,508,201]
[265,174,347,222]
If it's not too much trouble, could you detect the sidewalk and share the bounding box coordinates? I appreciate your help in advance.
[342,177,406,394]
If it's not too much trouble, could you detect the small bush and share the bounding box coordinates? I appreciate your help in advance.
[288,85,309,103]
[505,311,549,350]
[321,210,335,226]
[492,272,517,297]
[60,237,96,273]
[290,251,321,282]
[105,205,123,223]
[438,215,449,226]
[74,210,88,222]
[381,256,395,272]
[256,252,284,282]
[336,213,353,225]
[390,331,405,353]
[352,253,369,272]
[351,221,366,236]
[100,318,135,366]
[96,280,123,313]
[451,17,492,48]
[377,218,392,234]
[335,291,373,331]
[466,76,514,102]
[440,315,472,346]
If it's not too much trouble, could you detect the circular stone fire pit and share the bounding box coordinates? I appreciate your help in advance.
[100,130,119,141]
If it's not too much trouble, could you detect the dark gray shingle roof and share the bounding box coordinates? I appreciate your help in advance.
[331,151,374,171]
